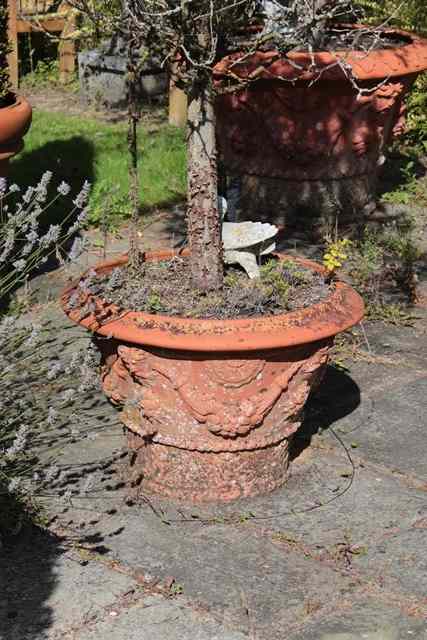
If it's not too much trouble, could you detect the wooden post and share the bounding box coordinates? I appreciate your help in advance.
[58,2,76,84]
[58,18,76,84]
[7,0,19,90]
[168,63,187,127]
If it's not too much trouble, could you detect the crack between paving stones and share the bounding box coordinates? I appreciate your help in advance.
[49,536,247,639]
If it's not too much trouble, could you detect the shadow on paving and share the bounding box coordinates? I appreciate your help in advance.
[0,521,63,640]
[290,364,361,461]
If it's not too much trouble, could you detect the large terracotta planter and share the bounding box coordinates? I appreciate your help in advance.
[0,96,32,178]
[62,250,364,502]
[214,28,427,233]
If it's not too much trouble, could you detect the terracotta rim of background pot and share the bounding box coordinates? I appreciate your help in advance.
[213,26,427,84]
[0,95,32,161]
[62,250,364,352]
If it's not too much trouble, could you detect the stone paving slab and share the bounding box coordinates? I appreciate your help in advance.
[286,598,427,640]
[0,528,136,640]
[70,595,248,640]
[94,513,355,638]
[237,444,426,546]
[332,375,427,478]
[298,345,427,479]
[0,530,248,640]
[362,319,427,369]
[355,525,427,600]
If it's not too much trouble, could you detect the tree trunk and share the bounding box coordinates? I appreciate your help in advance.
[187,84,223,291]
[126,9,142,272]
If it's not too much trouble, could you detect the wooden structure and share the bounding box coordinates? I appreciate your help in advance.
[7,0,77,88]
[168,62,187,127]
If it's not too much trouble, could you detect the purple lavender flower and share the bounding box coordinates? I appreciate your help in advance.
[47,361,62,381]
[39,224,61,248]
[22,186,34,204]
[13,259,27,272]
[8,478,23,493]
[68,237,84,262]
[73,181,91,208]
[57,181,71,196]
[47,407,59,426]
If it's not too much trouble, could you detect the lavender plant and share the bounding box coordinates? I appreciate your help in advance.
[0,174,91,300]
[1,330,102,496]
[0,174,100,535]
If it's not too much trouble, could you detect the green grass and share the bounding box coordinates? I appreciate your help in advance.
[10,110,187,228]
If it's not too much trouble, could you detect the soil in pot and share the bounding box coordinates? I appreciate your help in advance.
[0,92,18,110]
[235,24,411,54]
[89,255,332,319]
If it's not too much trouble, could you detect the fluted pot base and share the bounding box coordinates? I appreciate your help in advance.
[127,431,292,503]
[239,173,377,238]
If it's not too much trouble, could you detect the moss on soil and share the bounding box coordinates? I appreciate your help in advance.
[93,256,331,320]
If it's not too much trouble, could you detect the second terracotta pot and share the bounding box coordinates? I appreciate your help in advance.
[214,27,427,233]
[0,95,32,178]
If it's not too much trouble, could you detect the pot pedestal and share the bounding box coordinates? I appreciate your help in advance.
[238,173,378,238]
[127,431,292,502]
[98,338,330,502]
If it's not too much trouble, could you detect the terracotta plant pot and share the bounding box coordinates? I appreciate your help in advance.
[214,27,427,233]
[0,96,32,178]
[62,250,364,503]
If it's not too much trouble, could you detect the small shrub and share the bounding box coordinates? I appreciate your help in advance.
[21,59,61,90]
[345,225,422,316]
[0,174,95,537]
[0,3,12,106]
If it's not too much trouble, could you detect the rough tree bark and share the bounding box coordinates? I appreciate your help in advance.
[187,83,223,291]
[126,10,142,272]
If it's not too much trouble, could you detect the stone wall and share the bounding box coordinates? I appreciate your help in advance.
[78,36,167,110]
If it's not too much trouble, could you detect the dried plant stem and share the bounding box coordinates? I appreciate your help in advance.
[128,112,140,270]
[127,12,142,272]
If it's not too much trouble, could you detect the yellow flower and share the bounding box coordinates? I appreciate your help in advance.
[323,239,352,274]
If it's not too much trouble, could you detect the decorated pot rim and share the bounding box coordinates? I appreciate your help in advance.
[61,250,364,352]
[0,95,33,147]
[213,26,427,83]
